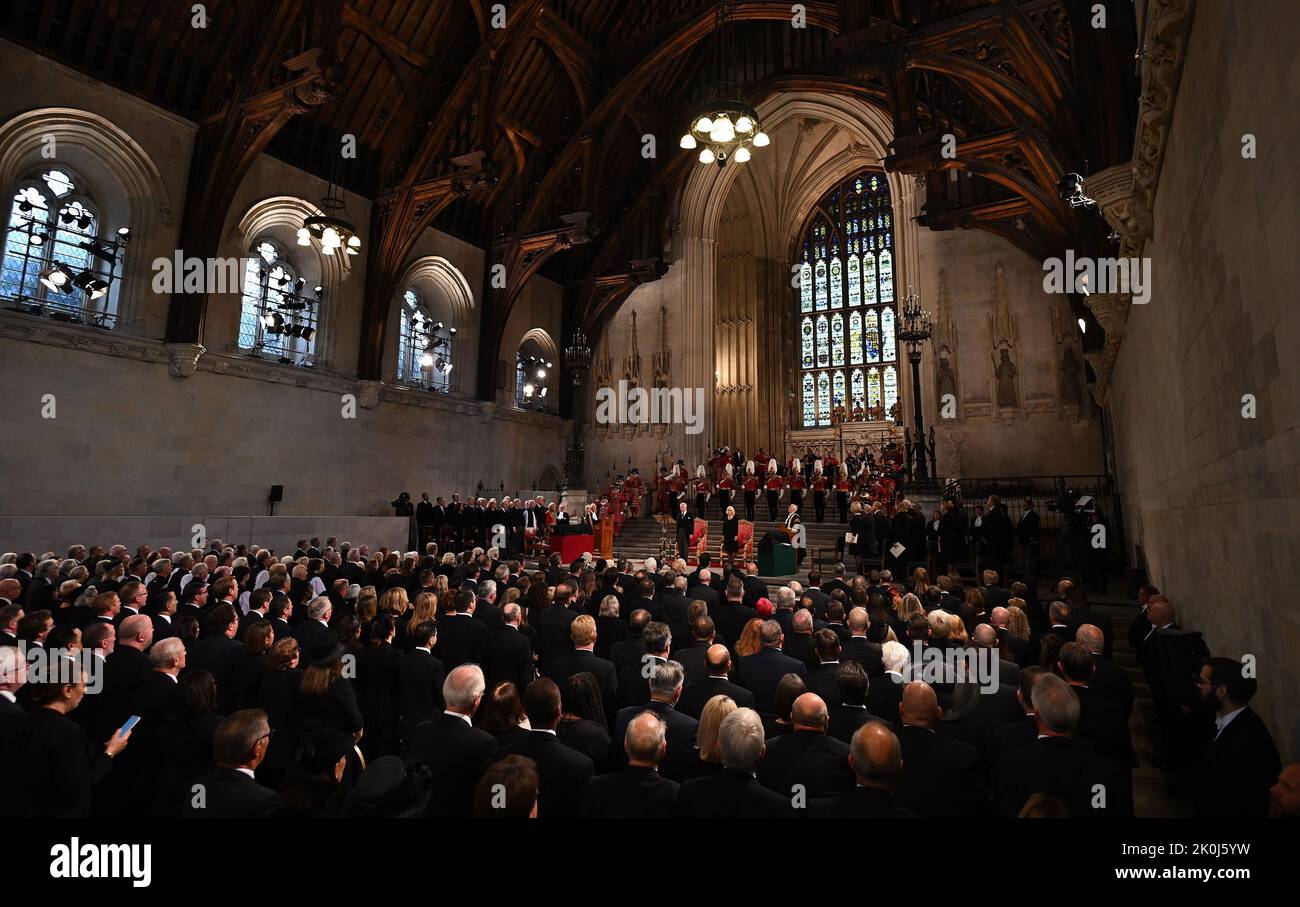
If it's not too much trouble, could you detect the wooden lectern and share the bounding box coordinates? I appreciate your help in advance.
[597,518,614,560]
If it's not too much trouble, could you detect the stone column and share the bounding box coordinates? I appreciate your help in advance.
[678,234,716,468]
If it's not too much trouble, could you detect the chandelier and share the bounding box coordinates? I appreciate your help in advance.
[679,0,768,168]
[298,163,360,257]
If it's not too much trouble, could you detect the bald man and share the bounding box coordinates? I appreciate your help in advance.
[1076,623,1133,717]
[0,578,21,609]
[96,613,154,740]
[811,721,915,817]
[581,710,680,818]
[756,692,854,801]
[894,682,987,818]
[678,643,755,718]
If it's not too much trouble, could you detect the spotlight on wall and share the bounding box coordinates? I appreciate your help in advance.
[1057,172,1096,209]
[1077,317,1087,333]
[420,352,435,368]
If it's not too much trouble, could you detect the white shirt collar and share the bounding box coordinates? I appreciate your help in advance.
[1215,706,1246,738]
[534,727,557,736]
[0,690,15,704]
[444,710,472,725]
[235,767,256,779]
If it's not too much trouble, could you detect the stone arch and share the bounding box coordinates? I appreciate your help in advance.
[535,464,563,492]
[232,196,349,367]
[0,107,172,333]
[393,256,476,393]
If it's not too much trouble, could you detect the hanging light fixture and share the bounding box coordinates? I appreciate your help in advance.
[301,150,361,255]
[680,0,769,169]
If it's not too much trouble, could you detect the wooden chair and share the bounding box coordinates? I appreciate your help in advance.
[737,519,754,562]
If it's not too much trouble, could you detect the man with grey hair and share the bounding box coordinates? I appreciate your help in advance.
[783,607,816,665]
[186,709,281,817]
[611,660,697,780]
[479,601,534,693]
[676,708,793,817]
[1076,623,1133,716]
[293,596,334,652]
[733,619,807,712]
[772,586,797,636]
[23,559,59,612]
[581,710,680,817]
[995,672,1132,817]
[1048,601,1073,644]
[411,663,497,818]
[475,579,502,627]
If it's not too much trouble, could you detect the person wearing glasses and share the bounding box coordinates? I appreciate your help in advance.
[185,709,282,817]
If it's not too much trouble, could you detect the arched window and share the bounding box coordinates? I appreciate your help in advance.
[397,288,454,392]
[1,168,122,325]
[238,239,321,363]
[515,348,553,411]
[794,172,897,427]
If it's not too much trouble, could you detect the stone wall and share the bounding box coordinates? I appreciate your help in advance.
[1107,0,1300,757]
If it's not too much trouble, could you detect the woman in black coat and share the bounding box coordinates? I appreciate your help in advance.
[231,621,273,711]
[556,673,611,772]
[256,637,303,789]
[355,614,402,759]
[294,638,364,796]
[24,674,130,817]
[721,506,740,568]
[154,670,224,816]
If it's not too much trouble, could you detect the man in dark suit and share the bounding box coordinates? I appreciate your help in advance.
[399,621,446,743]
[996,673,1133,817]
[97,614,153,740]
[658,576,692,643]
[237,589,270,642]
[739,564,768,610]
[113,581,147,631]
[896,681,988,818]
[435,589,487,669]
[187,709,282,817]
[582,710,680,817]
[820,564,852,601]
[1057,642,1134,767]
[713,577,758,656]
[686,570,721,613]
[265,596,292,645]
[980,496,1015,576]
[980,569,1012,608]
[804,629,844,707]
[989,667,1044,767]
[829,661,875,742]
[732,620,807,712]
[811,721,915,818]
[187,605,243,712]
[534,581,580,675]
[1193,657,1282,818]
[610,660,698,781]
[675,707,794,818]
[617,620,671,708]
[551,615,618,723]
[410,664,496,817]
[497,678,594,818]
[478,602,534,694]
[781,607,816,667]
[292,597,334,653]
[678,644,755,718]
[841,607,884,677]
[609,609,649,676]
[1017,498,1040,561]
[1076,624,1133,717]
[1065,586,1114,659]
[758,692,854,799]
[937,500,968,570]
[674,615,715,686]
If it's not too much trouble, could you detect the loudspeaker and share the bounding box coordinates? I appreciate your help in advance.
[269,485,284,503]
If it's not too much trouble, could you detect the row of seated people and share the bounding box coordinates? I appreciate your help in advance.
[0,543,1290,818]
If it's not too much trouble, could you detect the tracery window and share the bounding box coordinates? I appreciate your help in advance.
[795,172,897,426]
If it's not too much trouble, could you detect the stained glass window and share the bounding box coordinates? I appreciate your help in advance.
[883,365,899,419]
[794,171,896,426]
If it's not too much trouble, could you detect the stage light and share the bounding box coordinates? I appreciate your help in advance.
[38,266,73,293]
[420,353,435,368]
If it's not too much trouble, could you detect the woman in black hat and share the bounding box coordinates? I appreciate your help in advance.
[280,726,353,818]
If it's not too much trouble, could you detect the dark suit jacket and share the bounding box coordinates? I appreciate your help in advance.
[659,591,692,641]
[20,707,113,817]
[686,585,720,613]
[996,735,1133,817]
[398,649,446,741]
[236,609,265,641]
[675,639,713,686]
[733,647,808,712]
[534,604,579,672]
[678,675,755,719]
[804,661,844,707]
[757,729,854,800]
[434,613,486,669]
[782,632,816,668]
[897,724,988,818]
[552,649,618,723]
[675,767,796,818]
[609,635,646,676]
[1088,656,1135,718]
[841,636,884,677]
[187,634,242,711]
[292,619,334,655]
[410,713,497,817]
[866,672,905,727]
[810,784,915,818]
[478,624,534,694]
[1193,707,1280,818]
[97,646,149,740]
[713,602,759,652]
[611,699,698,780]
[497,730,595,818]
[617,654,666,709]
[1073,683,1135,767]
[580,765,680,818]
[827,705,873,743]
[186,766,281,817]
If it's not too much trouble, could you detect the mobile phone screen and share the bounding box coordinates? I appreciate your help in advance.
[119,715,141,735]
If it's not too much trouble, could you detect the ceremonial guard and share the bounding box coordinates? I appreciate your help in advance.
[811,462,828,523]
[654,467,671,514]
[716,462,735,516]
[692,466,712,519]
[787,458,806,515]
[670,462,688,509]
[834,465,853,523]
[625,468,644,518]
[742,461,760,521]
[765,458,784,521]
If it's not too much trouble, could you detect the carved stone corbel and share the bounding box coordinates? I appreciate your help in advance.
[166,342,205,379]
[356,380,383,409]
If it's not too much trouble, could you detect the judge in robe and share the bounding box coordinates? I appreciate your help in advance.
[785,504,805,568]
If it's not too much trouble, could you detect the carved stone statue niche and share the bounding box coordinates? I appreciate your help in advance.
[994,349,1019,409]
[1060,345,1084,410]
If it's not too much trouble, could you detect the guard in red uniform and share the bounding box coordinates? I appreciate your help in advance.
[654,467,671,514]
[835,465,853,523]
[787,458,806,517]
[765,458,784,522]
[716,462,735,516]
[626,468,644,518]
[812,462,828,523]
[742,461,760,521]
[693,465,712,519]
[670,464,688,510]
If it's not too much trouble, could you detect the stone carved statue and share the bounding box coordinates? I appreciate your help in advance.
[1060,345,1084,409]
[936,354,957,407]
[994,349,1019,408]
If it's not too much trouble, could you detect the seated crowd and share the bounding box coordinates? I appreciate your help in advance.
[0,541,1292,819]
